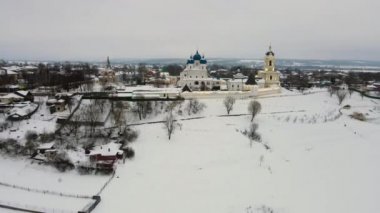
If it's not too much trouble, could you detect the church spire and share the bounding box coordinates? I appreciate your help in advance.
[106,56,111,69]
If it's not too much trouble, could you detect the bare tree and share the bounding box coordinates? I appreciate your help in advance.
[112,101,128,132]
[66,97,75,113]
[241,123,262,148]
[66,113,82,143]
[132,101,152,120]
[348,89,354,97]
[248,100,261,122]
[328,86,338,97]
[164,111,176,140]
[336,90,347,105]
[95,99,107,113]
[165,100,183,114]
[99,78,108,91]
[83,102,100,136]
[185,99,206,116]
[223,96,236,115]
[133,101,144,120]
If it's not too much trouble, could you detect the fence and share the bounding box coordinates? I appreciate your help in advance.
[0,199,76,213]
[0,181,92,199]
[7,103,40,121]
[96,171,116,196]
[350,88,380,100]
[78,196,101,213]
[181,87,281,100]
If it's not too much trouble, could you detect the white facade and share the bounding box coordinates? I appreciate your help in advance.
[178,51,222,91]
[227,79,245,91]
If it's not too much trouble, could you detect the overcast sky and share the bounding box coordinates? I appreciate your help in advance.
[0,0,379,61]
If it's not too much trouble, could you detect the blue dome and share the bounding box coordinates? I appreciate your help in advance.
[200,59,207,64]
[266,51,275,56]
[193,50,202,60]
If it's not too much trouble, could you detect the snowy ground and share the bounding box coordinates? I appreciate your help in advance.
[0,96,57,143]
[94,89,380,213]
[0,88,380,213]
[0,156,110,212]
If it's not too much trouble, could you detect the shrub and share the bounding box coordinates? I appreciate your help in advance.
[248,100,262,122]
[39,132,56,143]
[23,139,38,155]
[185,99,206,116]
[25,130,38,142]
[77,166,94,175]
[223,96,236,115]
[2,139,22,156]
[350,112,366,121]
[247,123,261,143]
[120,128,139,143]
[336,89,347,105]
[343,104,351,109]
[124,147,135,159]
[51,151,74,172]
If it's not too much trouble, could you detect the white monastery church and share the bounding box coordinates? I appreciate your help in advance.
[178,47,280,92]
[177,51,223,91]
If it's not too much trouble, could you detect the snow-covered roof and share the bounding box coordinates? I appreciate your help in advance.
[233,73,248,79]
[8,103,38,117]
[0,93,24,99]
[0,69,17,75]
[2,66,22,72]
[47,99,58,104]
[89,142,123,156]
[23,65,37,70]
[16,90,30,97]
[55,92,73,97]
[38,142,55,150]
[228,79,246,83]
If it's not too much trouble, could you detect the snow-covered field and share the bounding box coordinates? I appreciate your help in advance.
[0,88,379,213]
[95,89,380,213]
[0,156,109,212]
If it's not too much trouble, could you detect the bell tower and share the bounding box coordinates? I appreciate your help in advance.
[264,45,275,72]
[257,45,280,88]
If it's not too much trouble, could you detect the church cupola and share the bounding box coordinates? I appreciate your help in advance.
[187,55,194,64]
[266,45,275,56]
[200,55,207,64]
[193,50,202,61]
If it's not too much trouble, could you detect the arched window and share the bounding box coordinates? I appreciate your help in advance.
[195,81,199,85]
[269,60,272,66]
[270,75,272,80]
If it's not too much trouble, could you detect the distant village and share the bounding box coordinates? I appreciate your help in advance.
[0,47,380,173]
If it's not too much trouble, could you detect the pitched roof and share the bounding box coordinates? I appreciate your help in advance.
[15,90,30,97]
[0,93,24,99]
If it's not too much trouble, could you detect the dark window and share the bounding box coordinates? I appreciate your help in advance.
[269,60,272,66]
